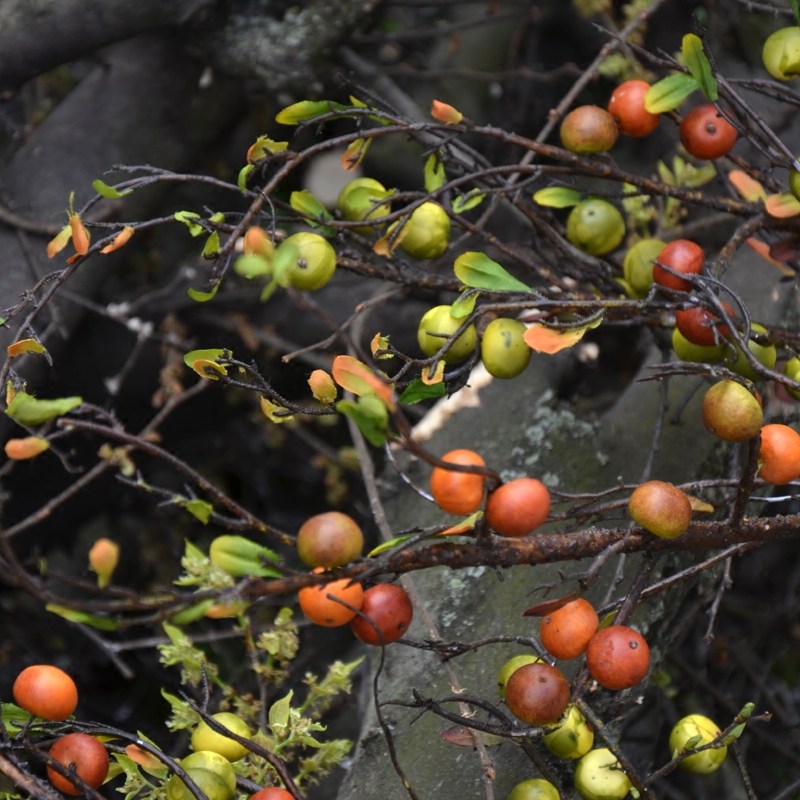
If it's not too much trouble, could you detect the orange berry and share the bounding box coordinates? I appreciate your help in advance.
[250,791,294,800]
[586,626,650,690]
[13,665,78,721]
[607,80,660,137]
[298,567,363,627]
[504,663,570,725]
[430,449,486,515]
[540,598,599,660]
[759,424,800,484]
[485,478,550,537]
[47,733,109,795]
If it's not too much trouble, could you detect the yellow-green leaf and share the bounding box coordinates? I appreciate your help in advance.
[174,211,205,237]
[645,73,698,113]
[452,190,486,213]
[5,392,82,426]
[454,252,531,292]
[275,100,345,125]
[424,154,446,193]
[682,34,717,102]
[46,603,119,631]
[92,179,132,199]
[187,283,220,302]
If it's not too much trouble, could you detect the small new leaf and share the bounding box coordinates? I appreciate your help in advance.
[92,179,132,199]
[424,154,446,192]
[682,34,718,101]
[532,186,583,208]
[454,252,532,292]
[399,379,446,404]
[174,211,205,237]
[450,290,478,319]
[5,392,82,426]
[367,535,414,557]
[275,100,345,125]
[187,283,220,302]
[45,603,119,631]
[645,73,698,113]
[452,190,486,213]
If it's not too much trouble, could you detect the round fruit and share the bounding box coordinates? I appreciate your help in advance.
[574,748,631,800]
[13,665,78,721]
[790,167,800,202]
[560,106,619,154]
[702,380,763,442]
[542,704,594,760]
[675,301,733,347]
[296,511,363,568]
[250,790,295,800]
[480,318,531,379]
[784,356,800,400]
[272,232,337,291]
[504,662,571,726]
[497,654,542,699]
[669,714,727,774]
[182,751,237,794]
[672,327,723,364]
[627,480,692,540]
[485,478,550,537]
[585,626,650,690]
[758,423,800,484]
[337,177,392,234]
[167,767,233,800]
[607,80,660,138]
[430,449,486,515]
[540,598,599,660]
[191,714,252,762]
[350,583,413,645]
[680,103,738,160]
[298,567,364,627]
[623,238,665,298]
[417,305,477,363]
[763,26,800,80]
[724,323,777,381]
[507,778,560,800]
[394,202,450,260]
[566,199,625,256]
[652,239,703,292]
[47,733,109,796]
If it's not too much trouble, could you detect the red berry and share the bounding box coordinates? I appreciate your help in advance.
[607,80,660,137]
[350,583,414,645]
[680,104,737,160]
[652,240,704,292]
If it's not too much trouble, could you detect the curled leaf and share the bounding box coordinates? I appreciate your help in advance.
[452,190,486,214]
[765,193,800,218]
[533,186,583,208]
[69,214,90,255]
[92,179,132,199]
[728,171,766,203]
[523,319,601,354]
[342,137,370,171]
[308,370,337,404]
[421,360,446,385]
[332,355,395,409]
[370,332,392,360]
[424,154,446,192]
[687,494,713,513]
[238,164,255,192]
[523,592,579,617]
[4,437,50,460]
[431,100,463,124]
[101,226,135,254]
[7,339,46,358]
[247,136,288,163]
[275,100,345,125]
[187,283,220,302]
[5,392,82,426]
[47,225,72,258]
[260,396,294,423]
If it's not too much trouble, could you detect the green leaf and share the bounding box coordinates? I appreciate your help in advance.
[336,397,388,446]
[183,349,227,368]
[683,734,703,751]
[5,392,82,426]
[723,723,746,742]
[45,603,119,631]
[682,34,717,102]
[92,179,131,199]
[367,535,414,557]
[644,73,698,113]
[290,190,336,235]
[791,0,800,27]
[2,702,40,732]
[269,690,293,732]
[234,254,272,279]
[174,211,205,237]
[169,599,215,625]
[238,164,255,193]
[454,252,532,293]
[452,190,486,213]
[202,231,220,257]
[450,290,478,319]
[657,160,675,186]
[182,499,213,524]
[275,100,346,125]
[738,702,755,720]
[399,379,447,404]
[187,283,220,302]
[424,154,445,193]
[597,610,618,630]
[533,186,583,208]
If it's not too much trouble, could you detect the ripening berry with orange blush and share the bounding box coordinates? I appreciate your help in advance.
[13,665,78,720]
[540,598,599,660]
[758,424,800,484]
[607,80,660,137]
